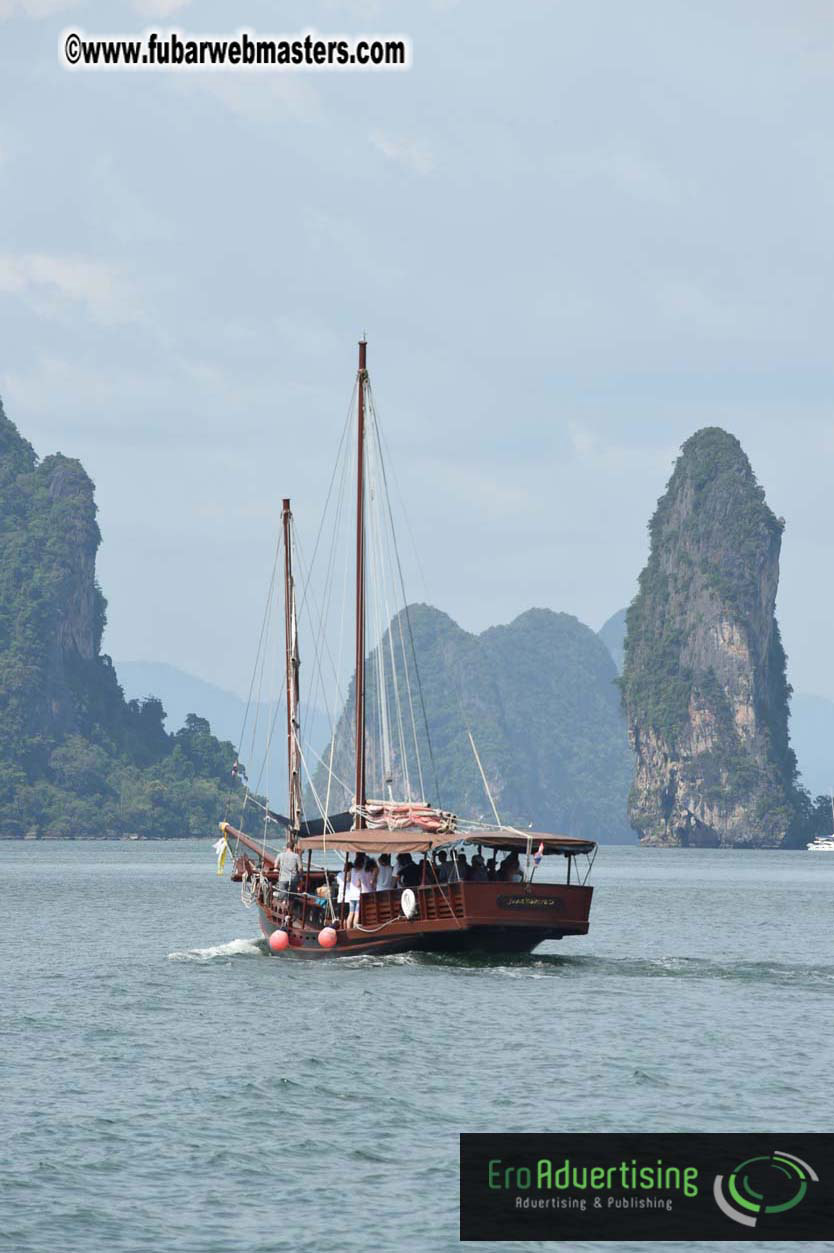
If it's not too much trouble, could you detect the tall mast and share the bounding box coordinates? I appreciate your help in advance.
[282,497,302,834]
[354,339,367,828]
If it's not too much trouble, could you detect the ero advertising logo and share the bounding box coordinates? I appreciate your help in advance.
[460,1133,834,1242]
[713,1150,818,1228]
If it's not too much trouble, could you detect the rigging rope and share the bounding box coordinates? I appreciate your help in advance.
[366,432,396,799]
[367,380,438,802]
[367,415,414,801]
[239,359,450,845]
[292,425,356,816]
[467,730,503,829]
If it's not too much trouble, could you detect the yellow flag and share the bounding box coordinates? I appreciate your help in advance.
[212,831,228,876]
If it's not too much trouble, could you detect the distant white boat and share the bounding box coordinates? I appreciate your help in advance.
[806,794,834,851]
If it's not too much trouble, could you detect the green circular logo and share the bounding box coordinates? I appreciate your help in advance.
[713,1151,818,1228]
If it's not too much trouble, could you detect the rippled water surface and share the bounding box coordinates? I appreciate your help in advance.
[2,841,832,1253]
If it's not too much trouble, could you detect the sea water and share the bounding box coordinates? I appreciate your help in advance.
[1,841,832,1253]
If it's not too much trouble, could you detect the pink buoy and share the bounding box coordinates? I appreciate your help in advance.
[318,926,338,949]
[268,929,289,952]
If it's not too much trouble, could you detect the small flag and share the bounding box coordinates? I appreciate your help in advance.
[212,832,228,876]
[533,841,544,866]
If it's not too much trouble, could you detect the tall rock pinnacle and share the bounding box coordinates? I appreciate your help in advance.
[622,427,799,847]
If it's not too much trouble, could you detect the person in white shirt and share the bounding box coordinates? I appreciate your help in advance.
[375,853,394,892]
[346,852,372,928]
[498,851,523,883]
[335,861,351,906]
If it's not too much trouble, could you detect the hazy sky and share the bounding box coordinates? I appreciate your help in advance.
[2,1,833,703]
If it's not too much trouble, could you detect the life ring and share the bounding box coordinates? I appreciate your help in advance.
[401,888,418,920]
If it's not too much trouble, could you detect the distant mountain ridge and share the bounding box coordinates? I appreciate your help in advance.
[116,661,331,812]
[116,662,252,738]
[598,609,627,673]
[314,603,635,842]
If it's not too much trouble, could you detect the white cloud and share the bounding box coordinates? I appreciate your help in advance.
[370,130,433,176]
[180,73,320,123]
[654,277,767,341]
[321,0,384,17]
[0,253,138,325]
[559,145,680,205]
[1,354,136,418]
[131,0,191,16]
[0,0,74,17]
[568,422,676,479]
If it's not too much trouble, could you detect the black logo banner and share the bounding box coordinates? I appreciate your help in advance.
[460,1133,834,1241]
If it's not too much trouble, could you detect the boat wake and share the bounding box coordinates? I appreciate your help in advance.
[168,937,266,962]
[570,955,834,989]
[406,951,834,989]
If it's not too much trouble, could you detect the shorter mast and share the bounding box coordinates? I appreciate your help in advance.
[354,340,368,829]
[282,498,302,836]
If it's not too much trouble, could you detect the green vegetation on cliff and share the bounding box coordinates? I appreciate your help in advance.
[623,429,788,745]
[0,397,244,838]
[621,427,802,847]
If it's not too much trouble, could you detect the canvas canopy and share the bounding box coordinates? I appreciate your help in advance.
[464,832,597,856]
[299,829,596,856]
[224,821,596,861]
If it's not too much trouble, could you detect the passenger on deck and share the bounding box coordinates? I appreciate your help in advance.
[395,852,421,888]
[375,852,394,891]
[469,854,489,882]
[275,838,303,907]
[498,851,523,882]
[454,851,469,882]
[346,852,372,928]
[365,856,378,889]
[336,861,352,906]
[434,849,451,883]
[486,855,498,881]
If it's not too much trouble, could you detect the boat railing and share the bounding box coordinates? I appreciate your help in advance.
[359,881,466,926]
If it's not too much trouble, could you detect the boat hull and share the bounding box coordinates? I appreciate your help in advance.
[255,879,593,959]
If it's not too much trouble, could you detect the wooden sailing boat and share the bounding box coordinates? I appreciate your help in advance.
[219,340,597,957]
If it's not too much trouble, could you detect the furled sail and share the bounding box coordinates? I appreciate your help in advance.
[352,800,456,834]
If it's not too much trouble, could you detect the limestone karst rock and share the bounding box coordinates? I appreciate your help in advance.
[0,396,243,837]
[621,427,800,847]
